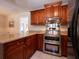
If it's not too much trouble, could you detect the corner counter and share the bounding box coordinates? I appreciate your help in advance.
[0,31,45,44]
[0,31,45,59]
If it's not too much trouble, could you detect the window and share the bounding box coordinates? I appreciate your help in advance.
[19,16,29,33]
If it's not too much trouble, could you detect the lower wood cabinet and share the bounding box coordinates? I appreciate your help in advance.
[61,35,68,57]
[4,39,24,59]
[3,35,37,59]
[37,34,44,51]
[5,46,24,59]
[24,35,37,59]
[0,34,67,59]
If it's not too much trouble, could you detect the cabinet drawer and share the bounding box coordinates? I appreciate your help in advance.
[4,39,24,52]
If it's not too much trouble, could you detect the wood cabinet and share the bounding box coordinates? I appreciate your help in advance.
[1,34,68,59]
[24,35,37,59]
[45,3,68,25]
[45,5,61,17]
[31,11,38,25]
[61,35,68,57]
[4,39,24,59]
[37,34,44,51]
[44,5,54,18]
[44,1,62,18]
[5,47,24,59]
[61,5,68,25]
[3,35,37,59]
[31,9,45,25]
[31,3,68,25]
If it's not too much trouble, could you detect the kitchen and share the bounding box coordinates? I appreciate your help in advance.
[0,0,77,59]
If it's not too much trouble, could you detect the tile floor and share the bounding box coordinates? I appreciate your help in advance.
[31,51,67,59]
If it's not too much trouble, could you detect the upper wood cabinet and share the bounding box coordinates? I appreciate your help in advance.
[31,1,68,25]
[31,9,45,25]
[44,2,68,25]
[44,5,54,18]
[61,5,68,25]
[44,1,62,18]
[31,11,38,25]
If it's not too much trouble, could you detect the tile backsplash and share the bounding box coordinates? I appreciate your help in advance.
[29,25,46,31]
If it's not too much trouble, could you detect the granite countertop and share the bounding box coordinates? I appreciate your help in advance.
[60,31,67,35]
[0,31,45,44]
[0,31,67,44]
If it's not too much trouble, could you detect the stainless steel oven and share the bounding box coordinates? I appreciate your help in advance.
[43,17,61,56]
[44,43,61,56]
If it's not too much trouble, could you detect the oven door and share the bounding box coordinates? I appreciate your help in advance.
[44,43,61,55]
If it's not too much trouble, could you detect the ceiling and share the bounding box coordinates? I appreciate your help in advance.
[0,0,68,13]
[6,0,68,11]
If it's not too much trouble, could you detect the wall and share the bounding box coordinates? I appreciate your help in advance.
[6,12,32,34]
[0,0,24,34]
[29,25,45,31]
[0,11,34,34]
[8,14,19,34]
[0,14,9,33]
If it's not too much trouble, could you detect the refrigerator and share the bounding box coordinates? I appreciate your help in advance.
[68,0,79,59]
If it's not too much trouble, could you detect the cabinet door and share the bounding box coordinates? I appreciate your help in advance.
[37,34,44,51]
[4,40,24,59]
[45,5,54,18]
[61,35,68,57]
[38,9,45,25]
[61,5,68,25]
[5,46,24,59]
[31,9,45,25]
[31,11,38,25]
[53,5,61,17]
[24,35,37,59]
[45,5,62,17]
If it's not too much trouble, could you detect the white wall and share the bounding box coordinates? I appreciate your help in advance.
[8,11,45,32]
[7,12,31,34]
[29,25,45,31]
[0,14,9,33]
